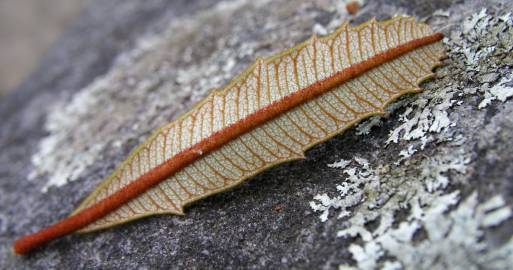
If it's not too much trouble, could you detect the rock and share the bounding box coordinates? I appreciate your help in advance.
[1,0,512,269]
[479,72,500,83]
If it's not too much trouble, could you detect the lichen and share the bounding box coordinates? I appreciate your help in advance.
[310,9,513,270]
[385,87,457,145]
[28,0,271,192]
[310,157,376,222]
[355,116,383,136]
[19,2,513,268]
[478,75,513,109]
[313,147,512,269]
[338,190,512,270]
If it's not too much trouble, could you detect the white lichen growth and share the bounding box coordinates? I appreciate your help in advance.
[327,159,351,169]
[445,8,513,104]
[28,0,268,192]
[313,23,328,36]
[312,10,513,270]
[452,9,513,109]
[386,87,457,145]
[320,151,511,270]
[420,154,469,192]
[432,9,451,18]
[310,157,376,222]
[394,145,417,165]
[478,75,513,109]
[355,116,383,136]
[30,78,121,192]
[337,191,513,270]
[462,8,489,35]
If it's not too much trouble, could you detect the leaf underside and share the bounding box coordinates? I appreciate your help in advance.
[74,16,445,232]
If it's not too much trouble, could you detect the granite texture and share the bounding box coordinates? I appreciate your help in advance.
[1,0,512,269]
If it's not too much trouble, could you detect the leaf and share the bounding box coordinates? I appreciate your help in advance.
[13,16,445,254]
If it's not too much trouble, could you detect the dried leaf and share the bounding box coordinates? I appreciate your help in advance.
[14,16,445,254]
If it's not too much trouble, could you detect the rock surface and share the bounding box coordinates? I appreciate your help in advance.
[1,0,512,269]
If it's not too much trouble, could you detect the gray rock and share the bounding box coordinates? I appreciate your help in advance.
[479,72,500,83]
[1,0,512,269]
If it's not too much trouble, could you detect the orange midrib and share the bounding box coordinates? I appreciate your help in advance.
[13,32,443,255]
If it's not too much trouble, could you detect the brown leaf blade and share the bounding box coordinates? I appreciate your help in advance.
[14,16,445,254]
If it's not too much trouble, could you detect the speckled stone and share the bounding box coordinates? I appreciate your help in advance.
[1,0,512,269]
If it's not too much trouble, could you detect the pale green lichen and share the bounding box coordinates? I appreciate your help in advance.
[337,190,512,270]
[385,87,457,145]
[355,116,383,136]
[310,157,376,222]
[311,9,513,270]
[313,147,511,269]
[478,75,513,109]
[28,0,271,192]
